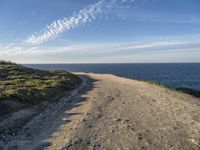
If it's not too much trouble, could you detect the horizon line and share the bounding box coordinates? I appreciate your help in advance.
[22,62,200,65]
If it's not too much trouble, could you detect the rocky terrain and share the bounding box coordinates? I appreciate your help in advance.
[0,61,82,147]
[1,72,200,150]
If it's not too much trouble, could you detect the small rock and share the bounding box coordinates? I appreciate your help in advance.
[95,113,102,119]
[173,126,178,131]
[93,143,101,149]
[114,118,122,122]
[138,133,143,140]
[123,119,130,123]
[110,129,114,133]
[147,139,152,144]
[105,96,114,100]
[74,138,83,144]
[86,124,93,128]
[86,140,91,145]
[129,127,135,131]
[138,137,142,140]
[85,112,90,115]
[82,118,87,122]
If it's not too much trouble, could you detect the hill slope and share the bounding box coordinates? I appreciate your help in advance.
[0,61,82,104]
[0,61,82,119]
[0,61,82,143]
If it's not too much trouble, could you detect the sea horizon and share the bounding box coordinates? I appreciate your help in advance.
[23,62,200,65]
[24,63,200,91]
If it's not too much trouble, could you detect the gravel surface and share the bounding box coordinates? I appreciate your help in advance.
[2,73,200,150]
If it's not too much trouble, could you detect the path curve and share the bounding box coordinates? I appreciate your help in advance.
[4,73,200,150]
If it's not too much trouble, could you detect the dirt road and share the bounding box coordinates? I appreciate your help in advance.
[4,73,200,150]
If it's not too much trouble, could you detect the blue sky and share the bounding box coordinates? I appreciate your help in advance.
[0,0,200,63]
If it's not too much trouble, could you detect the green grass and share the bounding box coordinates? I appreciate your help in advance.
[143,80,166,88]
[0,61,82,104]
[143,79,200,98]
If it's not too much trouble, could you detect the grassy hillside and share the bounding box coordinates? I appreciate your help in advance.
[0,61,82,104]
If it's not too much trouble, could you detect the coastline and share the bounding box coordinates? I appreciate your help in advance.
[75,72,200,98]
[2,72,200,150]
[26,63,200,95]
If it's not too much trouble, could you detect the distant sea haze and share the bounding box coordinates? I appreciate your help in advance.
[24,63,200,91]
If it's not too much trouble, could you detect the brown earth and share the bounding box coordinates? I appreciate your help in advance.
[1,73,200,150]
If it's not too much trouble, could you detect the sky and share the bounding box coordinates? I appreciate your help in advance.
[0,0,200,63]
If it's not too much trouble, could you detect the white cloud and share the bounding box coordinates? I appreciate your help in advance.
[2,35,200,62]
[25,0,107,45]
[25,0,137,45]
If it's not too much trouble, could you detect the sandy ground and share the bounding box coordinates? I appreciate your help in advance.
[2,73,200,150]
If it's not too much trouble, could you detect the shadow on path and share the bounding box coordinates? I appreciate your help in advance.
[5,74,99,150]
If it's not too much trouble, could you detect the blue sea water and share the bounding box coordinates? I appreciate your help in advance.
[24,63,200,91]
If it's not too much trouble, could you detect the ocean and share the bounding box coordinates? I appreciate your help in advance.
[24,63,200,91]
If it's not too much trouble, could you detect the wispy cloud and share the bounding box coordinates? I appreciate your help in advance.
[25,0,106,45]
[2,35,200,63]
[4,35,200,55]
[25,0,137,45]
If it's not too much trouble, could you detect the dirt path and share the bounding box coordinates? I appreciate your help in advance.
[4,73,200,150]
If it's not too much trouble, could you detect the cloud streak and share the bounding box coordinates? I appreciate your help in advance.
[2,35,200,63]
[4,35,200,55]
[25,0,137,45]
[25,0,106,45]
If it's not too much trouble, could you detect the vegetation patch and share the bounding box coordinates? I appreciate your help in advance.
[0,61,82,104]
[175,87,200,98]
[143,79,200,98]
[143,80,167,88]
